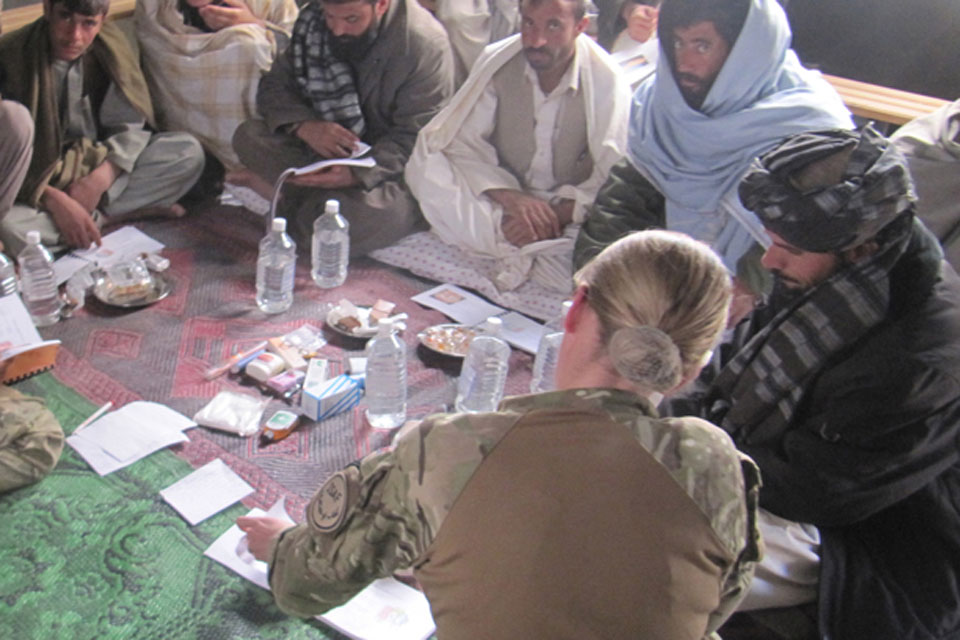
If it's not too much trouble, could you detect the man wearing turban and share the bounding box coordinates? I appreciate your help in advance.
[682,125,960,640]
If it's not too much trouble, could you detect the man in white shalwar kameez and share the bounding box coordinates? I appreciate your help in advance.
[405,0,630,292]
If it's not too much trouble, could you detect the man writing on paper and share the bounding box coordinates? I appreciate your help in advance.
[0,0,206,255]
[231,0,455,255]
[685,127,960,639]
[405,0,631,292]
[0,345,64,493]
[573,0,851,314]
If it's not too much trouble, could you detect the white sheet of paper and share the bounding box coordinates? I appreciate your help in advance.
[55,226,165,284]
[160,458,254,526]
[497,311,546,354]
[411,284,505,326]
[66,401,193,475]
[205,502,436,640]
[0,294,43,346]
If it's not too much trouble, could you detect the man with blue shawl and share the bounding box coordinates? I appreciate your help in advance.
[573,0,851,306]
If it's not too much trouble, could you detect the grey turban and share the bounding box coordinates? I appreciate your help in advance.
[739,125,916,252]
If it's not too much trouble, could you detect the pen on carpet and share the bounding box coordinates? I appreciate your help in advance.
[74,401,113,434]
[204,340,269,380]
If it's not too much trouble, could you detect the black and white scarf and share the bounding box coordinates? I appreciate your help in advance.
[708,126,916,444]
[290,2,366,136]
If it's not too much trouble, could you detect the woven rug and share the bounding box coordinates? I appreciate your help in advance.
[1,373,345,640]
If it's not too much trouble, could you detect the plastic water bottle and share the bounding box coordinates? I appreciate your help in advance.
[311,199,350,288]
[0,252,17,296]
[17,231,61,326]
[256,217,296,314]
[455,316,511,413]
[530,300,573,393]
[365,317,407,429]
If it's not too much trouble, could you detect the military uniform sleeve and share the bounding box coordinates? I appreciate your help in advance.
[0,386,65,493]
[573,157,666,270]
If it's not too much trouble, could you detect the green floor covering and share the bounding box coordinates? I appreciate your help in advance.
[0,374,345,640]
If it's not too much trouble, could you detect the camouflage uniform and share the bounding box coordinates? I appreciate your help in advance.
[269,388,761,639]
[0,385,64,493]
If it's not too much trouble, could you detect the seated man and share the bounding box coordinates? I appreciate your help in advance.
[0,353,65,494]
[231,0,455,256]
[891,98,960,268]
[0,98,33,224]
[686,127,960,639]
[135,0,299,169]
[574,0,851,302]
[0,0,206,255]
[406,0,630,291]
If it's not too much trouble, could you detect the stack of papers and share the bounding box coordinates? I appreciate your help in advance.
[53,226,165,285]
[67,401,195,475]
[205,500,436,640]
[411,283,547,353]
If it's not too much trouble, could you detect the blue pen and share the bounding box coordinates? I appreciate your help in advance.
[230,348,267,375]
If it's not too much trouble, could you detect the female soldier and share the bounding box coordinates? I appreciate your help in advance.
[239,229,760,639]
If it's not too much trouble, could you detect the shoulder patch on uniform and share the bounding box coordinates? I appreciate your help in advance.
[310,471,349,533]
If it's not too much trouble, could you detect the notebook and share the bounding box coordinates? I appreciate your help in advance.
[0,294,60,383]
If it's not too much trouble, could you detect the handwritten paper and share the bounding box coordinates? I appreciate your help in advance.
[205,500,436,640]
[67,401,194,475]
[160,458,254,525]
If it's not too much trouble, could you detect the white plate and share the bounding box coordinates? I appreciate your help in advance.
[417,324,477,358]
[326,304,377,338]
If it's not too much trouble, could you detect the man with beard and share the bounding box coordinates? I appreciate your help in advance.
[231,0,454,255]
[573,0,851,316]
[682,126,960,640]
[405,0,630,292]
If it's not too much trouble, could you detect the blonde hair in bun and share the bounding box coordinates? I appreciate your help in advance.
[574,230,731,391]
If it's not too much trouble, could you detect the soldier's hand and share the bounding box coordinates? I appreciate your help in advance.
[295,121,360,159]
[236,516,293,562]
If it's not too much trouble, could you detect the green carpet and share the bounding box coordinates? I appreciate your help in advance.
[0,374,345,640]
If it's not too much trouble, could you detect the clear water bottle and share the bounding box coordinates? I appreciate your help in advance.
[17,231,61,326]
[530,300,573,393]
[256,217,297,314]
[0,252,17,296]
[311,199,350,288]
[365,317,407,429]
[455,316,511,413]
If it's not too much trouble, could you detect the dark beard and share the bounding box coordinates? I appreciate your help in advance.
[329,21,380,60]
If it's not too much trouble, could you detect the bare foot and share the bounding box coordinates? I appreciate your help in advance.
[105,204,187,226]
[225,168,274,200]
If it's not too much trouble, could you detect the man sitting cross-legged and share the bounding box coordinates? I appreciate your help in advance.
[574,0,851,314]
[231,0,455,256]
[682,126,960,640]
[0,0,205,255]
[406,0,631,292]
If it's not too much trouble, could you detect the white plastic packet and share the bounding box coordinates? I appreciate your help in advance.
[193,391,268,437]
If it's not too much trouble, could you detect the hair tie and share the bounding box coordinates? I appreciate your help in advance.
[608,326,684,392]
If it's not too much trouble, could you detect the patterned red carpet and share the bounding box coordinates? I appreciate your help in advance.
[41,204,535,517]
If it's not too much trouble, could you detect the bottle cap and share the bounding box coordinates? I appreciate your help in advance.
[26,230,41,244]
[324,199,340,214]
[484,316,503,336]
[272,217,287,232]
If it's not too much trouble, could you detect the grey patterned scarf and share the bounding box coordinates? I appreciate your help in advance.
[707,126,916,444]
[290,2,366,136]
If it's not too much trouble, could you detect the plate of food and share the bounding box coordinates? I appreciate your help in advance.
[417,323,477,358]
[92,266,172,308]
[326,298,399,338]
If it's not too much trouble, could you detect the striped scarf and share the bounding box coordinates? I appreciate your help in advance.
[707,126,915,444]
[290,2,365,136]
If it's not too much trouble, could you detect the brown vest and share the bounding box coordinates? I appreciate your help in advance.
[490,53,594,191]
[415,406,732,639]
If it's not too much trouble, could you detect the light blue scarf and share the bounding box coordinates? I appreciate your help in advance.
[626,0,853,271]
